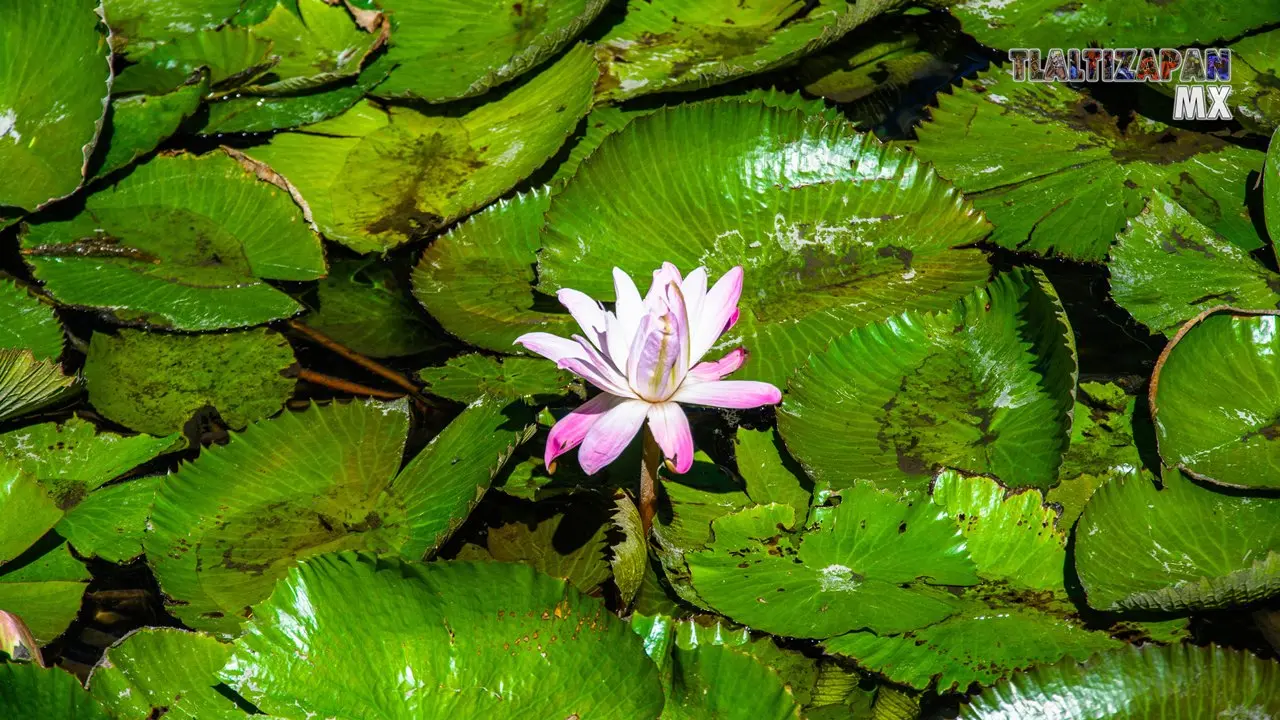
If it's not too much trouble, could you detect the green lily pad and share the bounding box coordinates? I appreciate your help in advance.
[593,0,905,102]
[734,427,810,529]
[111,25,274,94]
[1076,470,1280,612]
[58,477,161,563]
[1110,193,1280,337]
[0,464,64,569]
[779,269,1076,494]
[301,256,437,358]
[243,0,386,94]
[420,354,576,404]
[0,0,112,212]
[795,16,957,107]
[960,644,1280,719]
[0,350,77,424]
[90,71,210,180]
[1230,30,1280,134]
[610,493,646,607]
[0,663,108,719]
[373,0,607,102]
[242,43,595,253]
[1151,308,1280,489]
[912,71,1263,262]
[0,277,62,361]
[538,98,991,386]
[948,0,1277,49]
[686,487,979,638]
[89,628,244,719]
[146,397,530,636]
[1048,381,1148,530]
[470,501,612,593]
[84,328,298,435]
[103,0,244,55]
[0,542,90,645]
[20,152,326,330]
[1269,128,1280,246]
[221,552,666,718]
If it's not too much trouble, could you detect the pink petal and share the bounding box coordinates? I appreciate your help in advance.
[673,380,782,409]
[514,332,585,364]
[681,267,708,319]
[646,263,683,309]
[626,311,683,402]
[687,347,746,382]
[578,399,650,474]
[613,267,645,341]
[557,288,609,345]
[545,393,623,468]
[647,402,694,474]
[566,335,633,397]
[690,266,743,363]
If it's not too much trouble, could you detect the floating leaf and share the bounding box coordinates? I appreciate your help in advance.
[1110,193,1280,336]
[1230,30,1280,134]
[111,25,274,94]
[0,350,77,424]
[1269,128,1280,246]
[0,464,63,569]
[912,71,1263,261]
[301,256,437,358]
[594,0,906,102]
[243,43,596,253]
[1151,308,1280,490]
[0,663,108,719]
[0,277,62,361]
[89,628,244,719]
[0,0,112,211]
[779,270,1076,494]
[373,0,607,102]
[1048,381,1148,529]
[686,488,978,638]
[58,477,161,562]
[476,501,612,593]
[610,493,646,607]
[21,152,326,330]
[538,99,991,386]
[146,397,529,635]
[221,553,666,718]
[734,427,810,528]
[0,543,90,645]
[960,644,1280,719]
[90,71,210,179]
[244,0,386,94]
[84,328,297,435]
[420,354,576,404]
[103,0,244,54]
[1076,470,1280,612]
[667,643,802,720]
[795,16,957,109]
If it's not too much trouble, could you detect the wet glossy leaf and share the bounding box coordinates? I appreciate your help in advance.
[913,71,1263,261]
[610,493,646,607]
[1110,193,1280,336]
[538,99,991,386]
[0,417,183,499]
[242,0,385,94]
[1230,30,1280,134]
[1151,309,1280,489]
[0,543,89,645]
[1047,381,1148,529]
[84,328,297,435]
[795,17,955,107]
[103,0,244,54]
[301,256,437,358]
[0,350,77,424]
[58,477,161,563]
[686,488,978,638]
[90,72,210,179]
[0,464,63,569]
[0,663,108,719]
[667,643,802,720]
[948,0,1278,49]
[111,25,274,94]
[0,277,62,361]
[0,0,112,212]
[243,43,596,253]
[221,552,665,718]
[475,501,612,593]
[146,397,530,636]
[374,0,607,102]
[21,152,326,330]
[594,0,905,102]
[779,270,1076,494]
[1076,470,1280,612]
[734,427,810,528]
[960,644,1280,719]
[88,628,243,719]
[420,353,576,404]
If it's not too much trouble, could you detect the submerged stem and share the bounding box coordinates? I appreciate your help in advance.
[639,425,662,539]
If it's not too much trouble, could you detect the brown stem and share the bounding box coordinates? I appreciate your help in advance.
[638,426,662,539]
[286,320,433,405]
[297,369,405,399]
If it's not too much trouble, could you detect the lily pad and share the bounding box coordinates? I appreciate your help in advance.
[103,0,244,55]
[301,256,437,358]
[912,71,1263,261]
[0,350,77,424]
[610,493,646,607]
[374,0,607,102]
[1230,30,1280,134]
[90,71,210,180]
[948,0,1278,50]
[243,0,386,94]
[420,354,576,404]
[58,477,162,562]
[88,628,244,719]
[779,270,1076,494]
[1110,193,1280,337]
[469,501,612,593]
[734,427,811,528]
[1076,470,1280,612]
[0,0,112,211]
[221,552,666,718]
[145,397,530,636]
[1150,308,1280,490]
[1048,381,1149,529]
[0,663,108,719]
[0,540,90,645]
[594,0,905,102]
[20,152,327,330]
[0,277,62,361]
[538,98,992,386]
[1269,128,1280,247]
[111,25,274,94]
[242,43,596,253]
[960,644,1280,719]
[686,487,979,638]
[84,328,298,435]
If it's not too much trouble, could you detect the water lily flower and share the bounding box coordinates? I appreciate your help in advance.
[516,263,782,475]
